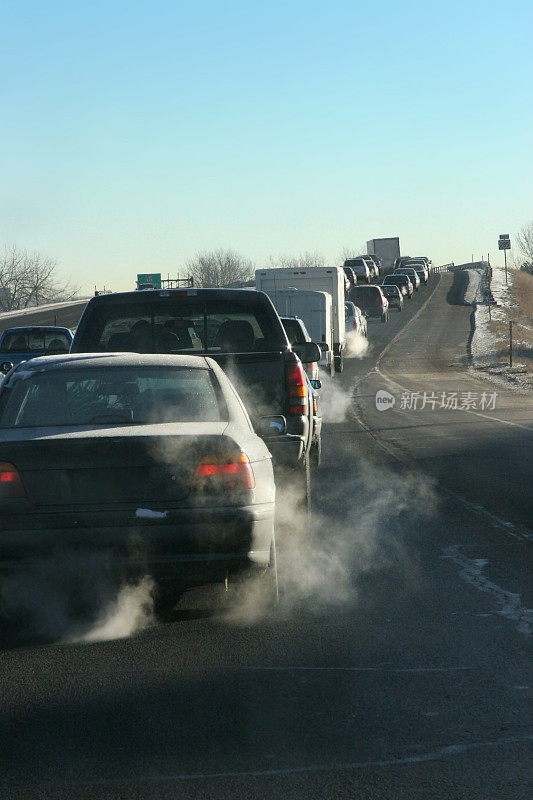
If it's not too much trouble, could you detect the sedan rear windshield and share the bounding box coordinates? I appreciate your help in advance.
[281,318,308,345]
[0,366,224,428]
[0,330,71,354]
[385,275,408,284]
[75,295,284,354]
[350,288,383,306]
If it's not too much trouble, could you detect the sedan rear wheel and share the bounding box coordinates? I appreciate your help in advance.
[153,582,181,620]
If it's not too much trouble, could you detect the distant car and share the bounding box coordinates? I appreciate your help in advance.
[345,301,368,336]
[0,326,73,373]
[367,253,382,271]
[348,285,389,322]
[381,284,404,311]
[393,256,413,272]
[394,267,420,291]
[343,258,371,284]
[342,266,358,288]
[280,316,319,380]
[0,352,278,610]
[364,254,381,278]
[382,274,413,298]
[404,259,430,283]
[356,255,379,280]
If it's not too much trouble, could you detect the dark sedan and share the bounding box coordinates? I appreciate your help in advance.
[381,283,404,311]
[0,353,277,610]
[382,274,414,299]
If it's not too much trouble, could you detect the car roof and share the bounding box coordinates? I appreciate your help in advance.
[85,287,265,304]
[7,352,214,373]
[2,326,72,334]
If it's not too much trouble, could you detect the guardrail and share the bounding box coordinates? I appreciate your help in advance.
[431,263,455,273]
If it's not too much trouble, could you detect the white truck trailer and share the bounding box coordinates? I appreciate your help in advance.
[366,237,400,275]
[255,266,347,373]
[260,287,334,374]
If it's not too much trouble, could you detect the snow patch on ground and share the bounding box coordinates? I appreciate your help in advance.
[469,266,532,393]
[462,268,486,306]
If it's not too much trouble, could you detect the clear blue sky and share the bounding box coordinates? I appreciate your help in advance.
[2,0,531,294]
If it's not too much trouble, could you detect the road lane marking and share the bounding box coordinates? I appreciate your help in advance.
[442,545,532,635]
[21,735,532,789]
[375,367,533,432]
[350,372,533,543]
[239,665,479,673]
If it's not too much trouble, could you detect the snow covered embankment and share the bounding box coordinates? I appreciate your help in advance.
[466,266,532,393]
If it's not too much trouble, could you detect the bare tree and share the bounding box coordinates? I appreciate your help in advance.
[515,220,533,275]
[338,245,367,263]
[268,251,325,269]
[186,249,254,287]
[0,246,79,312]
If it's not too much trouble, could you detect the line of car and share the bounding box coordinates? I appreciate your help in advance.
[345,256,432,323]
[0,257,431,619]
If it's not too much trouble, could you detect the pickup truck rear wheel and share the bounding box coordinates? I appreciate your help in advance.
[310,437,322,469]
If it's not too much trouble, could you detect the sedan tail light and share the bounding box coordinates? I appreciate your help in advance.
[286,362,308,415]
[0,462,26,498]
[192,452,255,491]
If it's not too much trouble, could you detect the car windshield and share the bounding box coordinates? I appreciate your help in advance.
[0,365,224,427]
[281,318,307,345]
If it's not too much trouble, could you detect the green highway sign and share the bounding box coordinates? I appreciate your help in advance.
[136,273,162,289]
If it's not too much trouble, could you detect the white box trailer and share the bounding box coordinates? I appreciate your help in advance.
[366,237,400,275]
[261,287,334,374]
[255,266,347,373]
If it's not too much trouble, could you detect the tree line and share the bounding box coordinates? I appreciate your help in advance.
[0,246,78,312]
[3,219,531,307]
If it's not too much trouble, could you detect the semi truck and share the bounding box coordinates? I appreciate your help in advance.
[366,237,400,275]
[259,287,334,375]
[255,266,347,373]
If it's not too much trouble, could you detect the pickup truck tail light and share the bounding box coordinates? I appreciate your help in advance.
[286,362,307,415]
[0,462,26,498]
[192,452,255,491]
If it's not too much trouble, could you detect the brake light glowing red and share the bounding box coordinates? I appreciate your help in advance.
[286,362,307,415]
[192,453,255,491]
[0,462,26,498]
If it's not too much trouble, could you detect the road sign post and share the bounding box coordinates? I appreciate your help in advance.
[498,235,511,285]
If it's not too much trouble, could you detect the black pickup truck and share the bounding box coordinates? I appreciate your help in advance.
[71,288,320,504]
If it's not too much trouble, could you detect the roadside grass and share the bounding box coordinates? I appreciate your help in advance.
[489,269,533,374]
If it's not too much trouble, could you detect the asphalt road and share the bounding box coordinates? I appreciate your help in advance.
[0,300,89,333]
[0,275,531,799]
